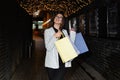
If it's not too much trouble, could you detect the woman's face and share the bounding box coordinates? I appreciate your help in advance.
[54,14,63,24]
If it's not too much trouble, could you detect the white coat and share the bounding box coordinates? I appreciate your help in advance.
[44,27,74,69]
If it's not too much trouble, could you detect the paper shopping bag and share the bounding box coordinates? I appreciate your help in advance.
[55,37,78,63]
[74,32,89,54]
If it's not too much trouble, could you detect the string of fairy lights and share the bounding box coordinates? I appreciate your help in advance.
[17,0,94,17]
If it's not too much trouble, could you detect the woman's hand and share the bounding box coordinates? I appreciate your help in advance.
[54,30,62,38]
[70,28,76,32]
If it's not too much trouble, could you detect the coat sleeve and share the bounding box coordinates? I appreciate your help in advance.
[44,29,57,51]
[69,30,76,43]
[63,29,76,43]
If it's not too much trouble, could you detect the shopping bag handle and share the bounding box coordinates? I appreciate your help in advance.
[58,31,65,40]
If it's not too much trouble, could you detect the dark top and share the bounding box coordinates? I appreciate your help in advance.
[53,27,65,68]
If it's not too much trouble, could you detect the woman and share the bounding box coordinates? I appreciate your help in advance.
[44,12,75,80]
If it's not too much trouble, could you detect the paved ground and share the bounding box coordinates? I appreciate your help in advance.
[11,35,102,80]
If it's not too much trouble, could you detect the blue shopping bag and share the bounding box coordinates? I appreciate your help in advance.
[74,32,89,54]
[69,39,80,54]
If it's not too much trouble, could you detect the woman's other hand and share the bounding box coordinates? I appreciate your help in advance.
[70,28,76,32]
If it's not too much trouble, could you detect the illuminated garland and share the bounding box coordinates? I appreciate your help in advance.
[17,0,94,17]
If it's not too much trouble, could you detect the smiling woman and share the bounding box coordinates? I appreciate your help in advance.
[43,12,76,80]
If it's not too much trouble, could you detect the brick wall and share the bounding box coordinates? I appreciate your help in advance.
[85,37,120,80]
[0,2,32,80]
